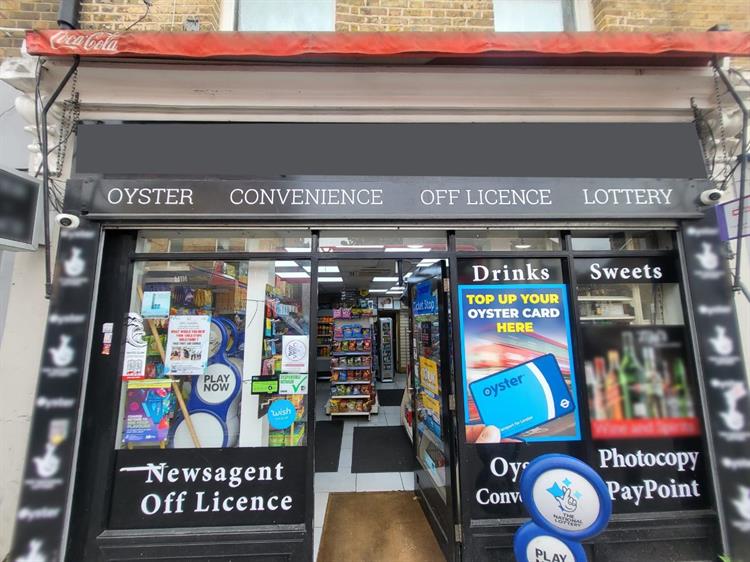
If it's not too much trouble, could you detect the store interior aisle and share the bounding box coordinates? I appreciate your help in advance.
[313,374,414,559]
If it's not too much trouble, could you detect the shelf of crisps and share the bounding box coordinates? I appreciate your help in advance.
[327,311,379,417]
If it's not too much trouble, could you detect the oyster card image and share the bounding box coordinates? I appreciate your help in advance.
[469,354,575,438]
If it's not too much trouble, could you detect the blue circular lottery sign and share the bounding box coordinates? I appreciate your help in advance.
[267,399,297,430]
[520,454,612,542]
[513,522,587,562]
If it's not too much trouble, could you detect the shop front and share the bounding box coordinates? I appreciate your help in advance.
[8,31,750,562]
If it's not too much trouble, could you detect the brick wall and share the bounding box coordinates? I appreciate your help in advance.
[0,1,58,59]
[0,0,221,59]
[79,0,221,33]
[336,0,494,32]
[592,0,750,32]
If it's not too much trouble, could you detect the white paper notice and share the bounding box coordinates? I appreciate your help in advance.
[164,315,211,376]
[281,335,309,374]
[122,312,147,380]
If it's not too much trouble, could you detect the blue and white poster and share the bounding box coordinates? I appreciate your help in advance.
[458,284,581,443]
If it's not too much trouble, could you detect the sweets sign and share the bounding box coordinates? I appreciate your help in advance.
[71,177,708,220]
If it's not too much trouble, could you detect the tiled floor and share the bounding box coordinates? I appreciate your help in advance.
[314,373,413,559]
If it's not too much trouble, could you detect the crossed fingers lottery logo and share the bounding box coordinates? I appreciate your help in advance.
[546,476,582,514]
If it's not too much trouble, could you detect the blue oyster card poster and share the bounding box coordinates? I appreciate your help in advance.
[458,284,581,443]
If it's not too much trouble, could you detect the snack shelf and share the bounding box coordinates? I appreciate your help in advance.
[332,351,370,356]
[331,411,370,416]
[330,394,371,399]
[332,366,371,371]
[331,381,370,385]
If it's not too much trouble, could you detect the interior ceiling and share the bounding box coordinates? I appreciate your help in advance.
[319,259,415,294]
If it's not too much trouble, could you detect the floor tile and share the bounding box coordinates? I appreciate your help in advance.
[338,447,353,470]
[380,406,403,420]
[400,471,415,490]
[315,472,356,492]
[314,492,329,528]
[356,472,404,492]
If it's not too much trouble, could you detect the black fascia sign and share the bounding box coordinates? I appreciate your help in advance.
[71,176,709,221]
[681,212,750,560]
[9,222,101,562]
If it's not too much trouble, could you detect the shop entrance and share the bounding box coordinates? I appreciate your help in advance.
[312,256,457,562]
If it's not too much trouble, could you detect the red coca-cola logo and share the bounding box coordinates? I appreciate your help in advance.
[49,31,120,52]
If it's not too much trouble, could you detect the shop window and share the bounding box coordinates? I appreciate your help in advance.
[236,0,335,31]
[493,0,574,31]
[318,230,447,253]
[135,229,312,253]
[115,259,311,450]
[455,230,561,252]
[575,256,699,441]
[570,230,674,251]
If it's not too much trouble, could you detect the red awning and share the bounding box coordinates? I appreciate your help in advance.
[25,30,750,65]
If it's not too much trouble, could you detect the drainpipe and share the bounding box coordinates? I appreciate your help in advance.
[39,56,80,298]
[714,60,748,297]
[57,0,81,29]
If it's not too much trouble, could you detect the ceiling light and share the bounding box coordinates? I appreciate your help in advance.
[389,286,406,291]
[407,244,423,249]
[301,265,339,273]
[513,243,532,249]
[276,271,310,279]
[318,277,344,283]
[284,247,311,253]
[417,259,439,267]
[368,289,388,293]
[372,276,399,282]
[385,290,404,295]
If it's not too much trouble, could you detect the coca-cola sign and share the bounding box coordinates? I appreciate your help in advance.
[48,31,119,53]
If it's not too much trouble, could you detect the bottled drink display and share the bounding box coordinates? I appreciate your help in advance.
[584,327,697,436]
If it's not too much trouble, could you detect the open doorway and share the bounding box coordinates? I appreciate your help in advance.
[312,257,451,561]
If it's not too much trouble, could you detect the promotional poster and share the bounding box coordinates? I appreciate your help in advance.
[458,284,581,443]
[164,315,211,376]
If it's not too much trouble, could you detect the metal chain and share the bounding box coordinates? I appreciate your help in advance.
[53,68,79,178]
[711,62,731,181]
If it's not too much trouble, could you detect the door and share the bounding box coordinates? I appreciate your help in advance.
[407,261,460,561]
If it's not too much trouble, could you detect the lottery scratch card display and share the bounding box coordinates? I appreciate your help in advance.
[458,285,582,443]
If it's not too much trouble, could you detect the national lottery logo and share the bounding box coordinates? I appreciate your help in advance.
[546,476,582,514]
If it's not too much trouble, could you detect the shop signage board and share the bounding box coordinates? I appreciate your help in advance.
[9,222,101,562]
[681,213,750,559]
[0,166,42,251]
[70,177,709,221]
[109,447,306,528]
[716,194,750,241]
[455,257,711,525]
[514,454,612,562]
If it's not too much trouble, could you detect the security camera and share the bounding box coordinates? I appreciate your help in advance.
[55,213,80,229]
[699,188,723,206]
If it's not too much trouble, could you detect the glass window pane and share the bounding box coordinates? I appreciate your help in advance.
[237,0,335,31]
[493,0,565,31]
[136,230,312,253]
[318,230,447,253]
[571,231,673,251]
[455,230,560,252]
[116,259,311,450]
[576,256,698,441]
